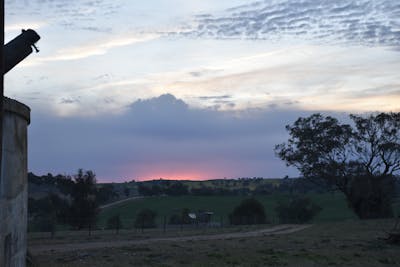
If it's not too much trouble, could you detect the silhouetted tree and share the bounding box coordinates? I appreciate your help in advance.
[137,184,162,196]
[28,193,71,233]
[275,113,400,219]
[124,187,130,197]
[275,196,321,223]
[165,182,189,196]
[169,208,191,225]
[106,214,122,233]
[229,198,267,225]
[96,184,118,204]
[69,169,99,229]
[134,209,157,229]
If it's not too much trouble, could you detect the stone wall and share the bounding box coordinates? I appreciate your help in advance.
[0,97,30,267]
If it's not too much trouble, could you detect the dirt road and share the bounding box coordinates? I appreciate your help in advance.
[31,224,311,254]
[99,196,143,210]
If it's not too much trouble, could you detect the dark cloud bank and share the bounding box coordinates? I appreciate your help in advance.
[28,94,323,181]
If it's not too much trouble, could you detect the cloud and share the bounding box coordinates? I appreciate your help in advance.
[197,95,232,100]
[6,0,121,32]
[174,0,400,48]
[29,94,308,181]
[49,34,158,61]
[60,97,81,104]
[5,21,47,33]
[189,68,223,77]
[23,34,159,65]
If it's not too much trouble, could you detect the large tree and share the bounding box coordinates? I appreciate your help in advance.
[275,112,400,219]
[69,169,99,229]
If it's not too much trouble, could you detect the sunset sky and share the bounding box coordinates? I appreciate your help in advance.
[4,0,400,181]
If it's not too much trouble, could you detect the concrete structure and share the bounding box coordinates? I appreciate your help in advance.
[0,97,30,267]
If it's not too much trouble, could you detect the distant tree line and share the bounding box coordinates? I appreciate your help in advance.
[136,177,332,197]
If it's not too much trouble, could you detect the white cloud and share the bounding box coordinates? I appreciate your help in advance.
[177,0,400,48]
[5,21,47,33]
[20,33,160,67]
[5,1,400,117]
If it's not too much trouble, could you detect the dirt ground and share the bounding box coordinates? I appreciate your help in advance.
[29,220,400,267]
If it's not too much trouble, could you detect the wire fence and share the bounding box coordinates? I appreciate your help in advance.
[28,213,278,238]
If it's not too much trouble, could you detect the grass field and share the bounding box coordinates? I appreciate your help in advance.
[31,219,400,267]
[30,194,400,266]
[98,193,358,228]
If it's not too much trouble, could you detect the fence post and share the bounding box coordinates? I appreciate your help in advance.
[163,215,167,234]
[88,221,91,236]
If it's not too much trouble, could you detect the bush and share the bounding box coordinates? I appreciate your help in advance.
[134,209,157,229]
[229,198,267,225]
[33,215,56,233]
[275,196,321,224]
[168,208,192,225]
[106,214,122,233]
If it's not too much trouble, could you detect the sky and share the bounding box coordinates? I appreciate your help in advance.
[4,0,400,182]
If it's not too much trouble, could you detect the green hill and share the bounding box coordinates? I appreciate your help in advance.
[98,193,357,228]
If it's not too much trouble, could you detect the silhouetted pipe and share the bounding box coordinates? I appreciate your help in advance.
[3,29,40,74]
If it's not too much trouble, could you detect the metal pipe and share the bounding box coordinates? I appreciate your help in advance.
[3,29,40,74]
[0,26,40,183]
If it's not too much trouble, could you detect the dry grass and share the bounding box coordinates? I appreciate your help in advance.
[30,219,400,267]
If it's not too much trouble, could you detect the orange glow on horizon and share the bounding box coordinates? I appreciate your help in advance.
[137,173,209,181]
[119,163,229,182]
[130,170,219,181]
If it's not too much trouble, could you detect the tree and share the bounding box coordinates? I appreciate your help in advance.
[123,187,130,197]
[28,194,70,236]
[106,214,122,233]
[275,196,321,224]
[69,169,99,229]
[165,182,189,196]
[229,198,267,225]
[134,209,157,229]
[275,113,400,219]
[96,184,118,204]
[168,208,191,225]
[138,184,160,196]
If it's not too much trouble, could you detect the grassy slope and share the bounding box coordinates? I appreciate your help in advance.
[34,219,400,267]
[98,193,357,228]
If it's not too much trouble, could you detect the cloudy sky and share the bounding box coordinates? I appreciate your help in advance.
[4,0,400,181]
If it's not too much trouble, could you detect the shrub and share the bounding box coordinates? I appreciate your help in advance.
[229,198,267,225]
[134,209,157,228]
[34,215,56,234]
[275,196,321,224]
[169,208,191,225]
[106,214,122,233]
